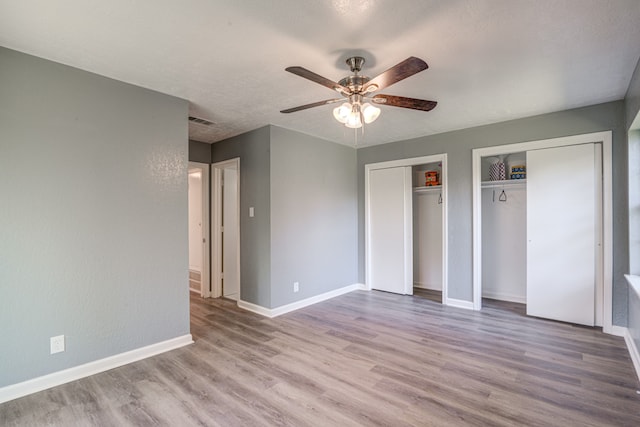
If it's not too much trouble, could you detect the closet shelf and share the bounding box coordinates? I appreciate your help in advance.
[413,185,442,194]
[481,179,526,188]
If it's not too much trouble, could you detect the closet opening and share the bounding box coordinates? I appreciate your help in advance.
[480,152,527,305]
[472,131,613,333]
[365,154,448,304]
[412,162,444,303]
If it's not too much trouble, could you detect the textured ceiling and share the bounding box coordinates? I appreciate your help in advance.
[1,0,640,146]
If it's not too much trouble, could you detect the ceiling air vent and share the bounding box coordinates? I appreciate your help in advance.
[188,116,215,126]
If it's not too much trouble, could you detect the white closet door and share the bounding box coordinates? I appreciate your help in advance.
[526,143,596,326]
[369,167,413,295]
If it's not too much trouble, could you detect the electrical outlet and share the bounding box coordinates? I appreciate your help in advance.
[293,282,299,293]
[50,335,65,354]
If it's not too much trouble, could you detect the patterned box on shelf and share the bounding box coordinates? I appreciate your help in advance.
[489,163,506,181]
[425,170,439,186]
[510,165,526,179]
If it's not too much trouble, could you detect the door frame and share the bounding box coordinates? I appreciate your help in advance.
[188,162,211,298]
[211,158,241,299]
[471,131,613,333]
[365,154,448,302]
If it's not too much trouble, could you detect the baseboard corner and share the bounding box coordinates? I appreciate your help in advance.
[445,298,475,310]
[238,283,363,318]
[0,334,193,404]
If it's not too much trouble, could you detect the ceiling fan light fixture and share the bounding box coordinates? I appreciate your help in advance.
[345,112,363,129]
[362,103,381,124]
[333,102,351,123]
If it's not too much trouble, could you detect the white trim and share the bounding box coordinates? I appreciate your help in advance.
[237,284,366,318]
[365,154,448,304]
[211,167,222,298]
[623,328,640,383]
[610,325,627,337]
[0,334,193,404]
[471,131,614,334]
[403,167,413,295]
[445,298,475,310]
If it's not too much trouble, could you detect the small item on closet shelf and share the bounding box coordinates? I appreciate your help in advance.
[510,165,526,180]
[489,162,506,181]
[425,170,439,186]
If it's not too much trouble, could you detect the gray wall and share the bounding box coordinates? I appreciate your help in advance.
[357,101,629,326]
[211,125,358,309]
[270,126,358,307]
[211,126,272,307]
[0,47,190,387]
[189,140,211,163]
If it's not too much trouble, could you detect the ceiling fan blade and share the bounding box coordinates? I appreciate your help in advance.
[285,66,351,95]
[363,57,428,92]
[371,94,437,111]
[280,98,344,114]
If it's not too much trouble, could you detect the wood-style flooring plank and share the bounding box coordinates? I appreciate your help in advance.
[2,290,640,426]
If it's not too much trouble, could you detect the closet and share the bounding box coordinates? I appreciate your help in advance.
[413,163,443,300]
[481,152,527,303]
[366,155,447,301]
[480,143,603,326]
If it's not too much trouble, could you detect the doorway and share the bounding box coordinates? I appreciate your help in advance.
[188,162,210,298]
[212,158,241,301]
[472,131,613,332]
[365,154,448,303]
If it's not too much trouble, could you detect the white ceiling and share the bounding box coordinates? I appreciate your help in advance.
[1,0,640,146]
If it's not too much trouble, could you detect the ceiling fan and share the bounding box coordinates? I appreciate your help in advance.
[280,56,437,129]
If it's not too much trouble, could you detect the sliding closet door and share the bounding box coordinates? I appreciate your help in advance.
[368,167,413,295]
[526,143,596,326]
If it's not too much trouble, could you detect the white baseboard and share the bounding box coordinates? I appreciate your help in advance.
[445,298,475,310]
[481,291,526,304]
[623,327,640,383]
[608,325,626,337]
[238,283,366,318]
[0,334,193,404]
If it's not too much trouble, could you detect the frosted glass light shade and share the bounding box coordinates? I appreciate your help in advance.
[362,103,381,124]
[345,111,363,128]
[333,103,351,123]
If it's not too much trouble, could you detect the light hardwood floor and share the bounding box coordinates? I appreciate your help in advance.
[2,289,640,426]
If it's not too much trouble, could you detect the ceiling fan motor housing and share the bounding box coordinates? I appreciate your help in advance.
[346,56,365,73]
[338,75,370,94]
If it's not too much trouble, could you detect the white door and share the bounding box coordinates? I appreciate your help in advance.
[526,143,596,326]
[222,167,240,300]
[368,167,413,295]
[188,170,203,293]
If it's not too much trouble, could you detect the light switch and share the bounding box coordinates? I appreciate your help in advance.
[249,207,254,217]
